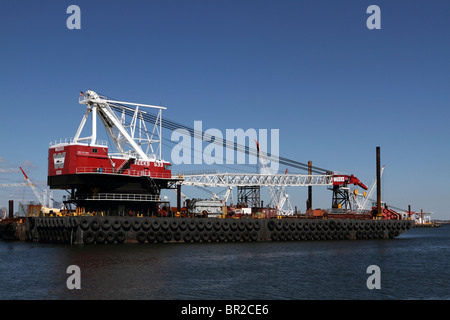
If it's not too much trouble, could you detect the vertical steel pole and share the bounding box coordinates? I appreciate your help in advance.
[376,147,381,217]
[308,161,312,211]
[9,200,14,219]
[159,109,162,161]
[177,184,181,214]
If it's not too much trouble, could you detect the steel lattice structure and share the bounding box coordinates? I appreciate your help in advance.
[179,173,333,187]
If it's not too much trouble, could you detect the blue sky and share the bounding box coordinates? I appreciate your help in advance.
[0,0,449,219]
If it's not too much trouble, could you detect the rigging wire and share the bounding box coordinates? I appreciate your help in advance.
[106,102,331,174]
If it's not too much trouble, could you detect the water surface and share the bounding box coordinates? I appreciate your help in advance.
[1,225,449,300]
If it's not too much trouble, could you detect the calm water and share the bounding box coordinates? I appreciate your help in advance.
[0,225,449,300]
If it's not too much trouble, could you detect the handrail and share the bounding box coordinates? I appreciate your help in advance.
[49,138,108,147]
[75,167,173,179]
[74,193,169,202]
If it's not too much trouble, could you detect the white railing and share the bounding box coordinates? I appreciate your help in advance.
[75,167,173,179]
[175,169,219,176]
[74,193,168,202]
[49,138,108,147]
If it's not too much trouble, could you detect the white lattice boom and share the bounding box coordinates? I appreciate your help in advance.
[180,173,332,187]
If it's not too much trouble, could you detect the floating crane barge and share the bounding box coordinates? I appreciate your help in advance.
[1,90,414,244]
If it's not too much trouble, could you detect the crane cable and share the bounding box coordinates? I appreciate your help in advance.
[97,97,331,174]
[109,103,330,174]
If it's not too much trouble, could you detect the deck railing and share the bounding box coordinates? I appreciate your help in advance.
[49,138,108,147]
[74,193,168,202]
[75,167,173,179]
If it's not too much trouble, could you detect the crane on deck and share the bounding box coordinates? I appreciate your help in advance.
[329,174,368,211]
[19,167,60,215]
[52,90,377,216]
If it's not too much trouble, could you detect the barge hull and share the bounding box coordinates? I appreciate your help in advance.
[10,216,416,245]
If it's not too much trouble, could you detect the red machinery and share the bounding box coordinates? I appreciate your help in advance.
[47,90,180,216]
[331,174,368,210]
[373,207,402,220]
[332,174,368,190]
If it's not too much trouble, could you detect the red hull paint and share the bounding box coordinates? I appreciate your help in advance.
[48,144,172,180]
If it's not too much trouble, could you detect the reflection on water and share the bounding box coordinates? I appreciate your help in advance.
[1,226,449,300]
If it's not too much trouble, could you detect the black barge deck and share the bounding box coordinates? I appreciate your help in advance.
[1,216,415,244]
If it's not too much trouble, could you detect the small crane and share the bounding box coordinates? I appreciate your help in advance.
[20,167,60,215]
[20,167,44,207]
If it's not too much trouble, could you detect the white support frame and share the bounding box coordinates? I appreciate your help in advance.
[351,165,385,211]
[75,90,165,161]
[179,172,332,215]
[179,173,333,187]
[256,141,295,215]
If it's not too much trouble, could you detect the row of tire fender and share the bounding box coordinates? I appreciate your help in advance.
[267,219,409,232]
[34,217,79,229]
[35,228,74,243]
[147,219,262,233]
[83,229,260,244]
[270,230,353,241]
[78,218,262,233]
[269,229,394,241]
[270,228,406,241]
[146,230,259,243]
[34,218,411,244]
[82,230,126,245]
[34,217,411,233]
[82,228,401,244]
